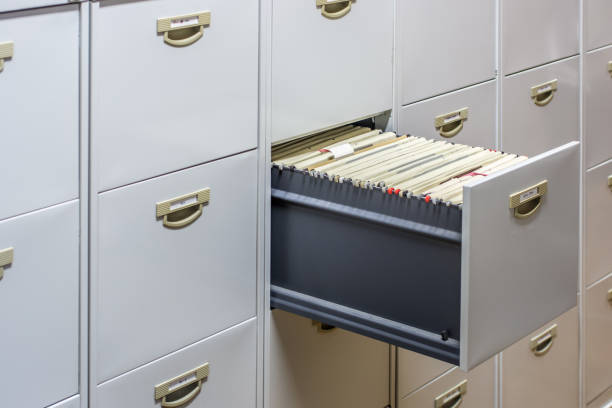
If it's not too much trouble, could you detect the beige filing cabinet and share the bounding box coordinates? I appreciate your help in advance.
[269,310,390,408]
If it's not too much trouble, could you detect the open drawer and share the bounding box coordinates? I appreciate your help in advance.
[270,129,579,370]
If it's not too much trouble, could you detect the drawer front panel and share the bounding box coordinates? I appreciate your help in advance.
[501,307,579,408]
[270,310,389,408]
[98,150,257,382]
[0,201,79,408]
[585,160,612,285]
[502,57,579,157]
[588,385,612,408]
[271,0,393,143]
[398,80,496,148]
[397,348,454,399]
[91,0,258,191]
[584,46,612,169]
[49,395,80,408]
[0,1,78,13]
[98,319,256,408]
[399,358,495,408]
[0,6,79,220]
[585,0,612,51]
[501,0,579,74]
[586,273,612,402]
[399,0,495,105]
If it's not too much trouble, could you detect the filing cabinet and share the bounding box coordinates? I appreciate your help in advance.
[586,273,612,402]
[584,0,612,52]
[97,319,257,408]
[501,0,579,74]
[270,0,393,143]
[269,310,390,408]
[397,80,496,148]
[502,56,579,156]
[0,5,79,220]
[501,307,579,408]
[91,0,259,191]
[0,201,79,408]
[584,45,612,169]
[398,0,495,105]
[397,349,454,400]
[584,159,612,286]
[398,358,495,408]
[588,386,612,408]
[97,150,257,382]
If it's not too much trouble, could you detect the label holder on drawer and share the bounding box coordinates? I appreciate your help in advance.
[155,363,209,408]
[0,247,14,280]
[509,180,548,219]
[156,188,210,229]
[434,107,469,139]
[530,79,558,107]
[0,41,14,72]
[434,379,467,408]
[157,11,211,47]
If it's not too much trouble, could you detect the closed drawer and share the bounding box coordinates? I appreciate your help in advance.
[270,310,389,408]
[91,0,258,191]
[398,358,495,408]
[0,0,81,13]
[501,0,579,74]
[271,135,579,370]
[0,201,79,408]
[585,160,612,286]
[49,395,80,408]
[398,0,495,105]
[397,80,496,148]
[97,150,257,382]
[0,5,79,220]
[584,45,612,169]
[588,385,612,408]
[586,273,612,402]
[98,318,256,408]
[501,307,578,408]
[397,348,454,399]
[271,0,393,143]
[502,56,579,157]
[585,0,612,51]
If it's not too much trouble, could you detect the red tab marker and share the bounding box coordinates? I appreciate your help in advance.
[425,195,431,203]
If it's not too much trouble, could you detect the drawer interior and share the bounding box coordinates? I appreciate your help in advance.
[271,124,579,369]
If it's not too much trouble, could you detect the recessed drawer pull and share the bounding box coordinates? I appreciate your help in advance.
[607,289,612,303]
[316,0,353,19]
[156,188,210,229]
[435,379,467,408]
[608,175,612,191]
[509,180,548,219]
[530,79,558,107]
[312,320,336,333]
[434,108,469,138]
[0,41,14,72]
[608,61,612,78]
[0,247,14,280]
[529,324,557,356]
[157,11,211,47]
[155,363,209,408]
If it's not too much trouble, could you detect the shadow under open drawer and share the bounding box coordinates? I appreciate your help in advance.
[271,140,579,370]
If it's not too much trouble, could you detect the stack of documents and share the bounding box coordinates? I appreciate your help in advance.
[272,127,528,205]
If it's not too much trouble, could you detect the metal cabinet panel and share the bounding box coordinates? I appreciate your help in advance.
[0,6,79,220]
[97,150,257,382]
[269,310,390,408]
[501,307,579,408]
[271,0,393,143]
[0,201,79,408]
[501,0,579,74]
[502,57,579,157]
[0,0,81,13]
[586,273,612,402]
[397,349,454,400]
[397,80,496,148]
[91,0,258,191]
[585,160,612,286]
[585,0,612,51]
[398,0,495,105]
[588,385,612,408]
[584,45,612,169]
[98,319,257,408]
[48,395,80,408]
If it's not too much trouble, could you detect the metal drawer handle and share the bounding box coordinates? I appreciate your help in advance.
[316,0,353,19]
[607,289,612,303]
[509,180,548,219]
[434,107,468,138]
[435,379,467,408]
[157,11,211,47]
[531,79,558,107]
[0,247,14,280]
[155,363,209,408]
[156,188,210,229]
[608,61,612,78]
[530,324,557,356]
[608,175,612,191]
[0,41,14,72]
